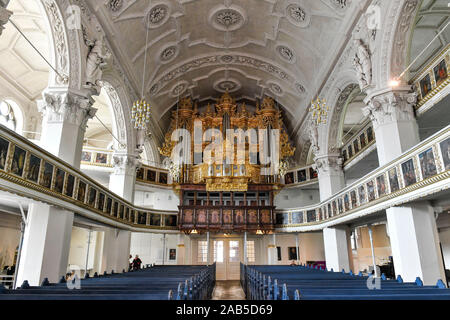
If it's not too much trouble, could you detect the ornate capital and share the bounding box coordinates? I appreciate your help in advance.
[363,89,417,130]
[112,152,140,176]
[38,91,97,130]
[0,6,12,36]
[314,155,343,176]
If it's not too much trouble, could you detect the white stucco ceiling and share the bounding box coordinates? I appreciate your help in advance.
[0,0,49,101]
[89,0,361,131]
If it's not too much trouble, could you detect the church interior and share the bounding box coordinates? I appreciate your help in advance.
[0,0,449,302]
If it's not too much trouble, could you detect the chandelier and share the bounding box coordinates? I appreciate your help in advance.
[132,12,151,131]
[310,97,329,125]
[131,100,151,130]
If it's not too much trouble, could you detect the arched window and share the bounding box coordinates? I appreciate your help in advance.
[0,100,17,131]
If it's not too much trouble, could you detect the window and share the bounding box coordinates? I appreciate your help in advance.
[277,247,282,261]
[246,241,255,263]
[198,241,208,263]
[229,240,240,262]
[0,101,16,131]
[213,241,224,263]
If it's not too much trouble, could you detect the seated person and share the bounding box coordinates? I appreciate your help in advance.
[290,260,297,266]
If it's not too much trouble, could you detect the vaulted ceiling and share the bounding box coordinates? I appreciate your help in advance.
[89,0,363,134]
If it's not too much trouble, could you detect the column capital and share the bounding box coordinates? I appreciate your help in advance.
[363,87,417,130]
[38,90,97,130]
[112,152,140,176]
[0,6,12,36]
[313,154,344,176]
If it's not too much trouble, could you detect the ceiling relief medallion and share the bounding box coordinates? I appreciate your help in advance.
[286,4,310,28]
[149,83,159,95]
[221,55,234,64]
[170,81,189,98]
[106,0,123,12]
[145,3,170,29]
[268,82,284,96]
[159,44,179,64]
[209,5,247,32]
[330,0,350,10]
[295,83,306,95]
[276,45,296,64]
[214,78,242,93]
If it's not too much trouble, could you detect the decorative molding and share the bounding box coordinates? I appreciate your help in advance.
[314,155,344,176]
[276,44,296,64]
[208,4,247,32]
[363,89,417,130]
[213,78,241,93]
[285,3,310,28]
[42,0,70,85]
[37,91,97,131]
[112,152,140,175]
[147,53,306,97]
[145,3,170,29]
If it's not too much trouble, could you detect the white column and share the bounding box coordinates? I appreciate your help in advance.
[100,228,131,273]
[177,233,186,265]
[243,232,248,265]
[386,202,446,285]
[364,88,419,166]
[38,90,97,169]
[323,227,350,272]
[0,4,12,36]
[367,225,378,277]
[16,203,74,286]
[109,152,139,202]
[267,234,277,265]
[365,89,445,284]
[295,233,300,265]
[315,155,345,201]
[206,232,210,265]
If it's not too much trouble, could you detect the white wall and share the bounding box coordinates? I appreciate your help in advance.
[439,228,450,271]
[68,227,99,274]
[274,187,320,209]
[0,227,20,269]
[130,232,179,266]
[134,188,179,211]
[273,233,325,265]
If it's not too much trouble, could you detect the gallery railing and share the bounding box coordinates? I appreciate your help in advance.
[411,44,449,114]
[0,123,449,233]
[0,125,178,232]
[81,146,171,187]
[81,146,114,168]
[136,164,170,187]
[283,165,318,187]
[341,120,376,166]
[275,125,450,230]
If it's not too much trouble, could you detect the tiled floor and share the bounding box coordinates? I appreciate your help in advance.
[212,281,246,300]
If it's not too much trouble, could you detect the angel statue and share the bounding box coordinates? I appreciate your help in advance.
[85,39,110,90]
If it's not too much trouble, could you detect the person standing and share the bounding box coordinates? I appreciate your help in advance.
[132,255,142,271]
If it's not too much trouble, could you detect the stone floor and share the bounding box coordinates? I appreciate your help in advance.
[212,281,246,300]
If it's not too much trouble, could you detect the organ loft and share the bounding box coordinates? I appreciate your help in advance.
[159,92,295,234]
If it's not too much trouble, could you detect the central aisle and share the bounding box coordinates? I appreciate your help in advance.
[212,281,246,300]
